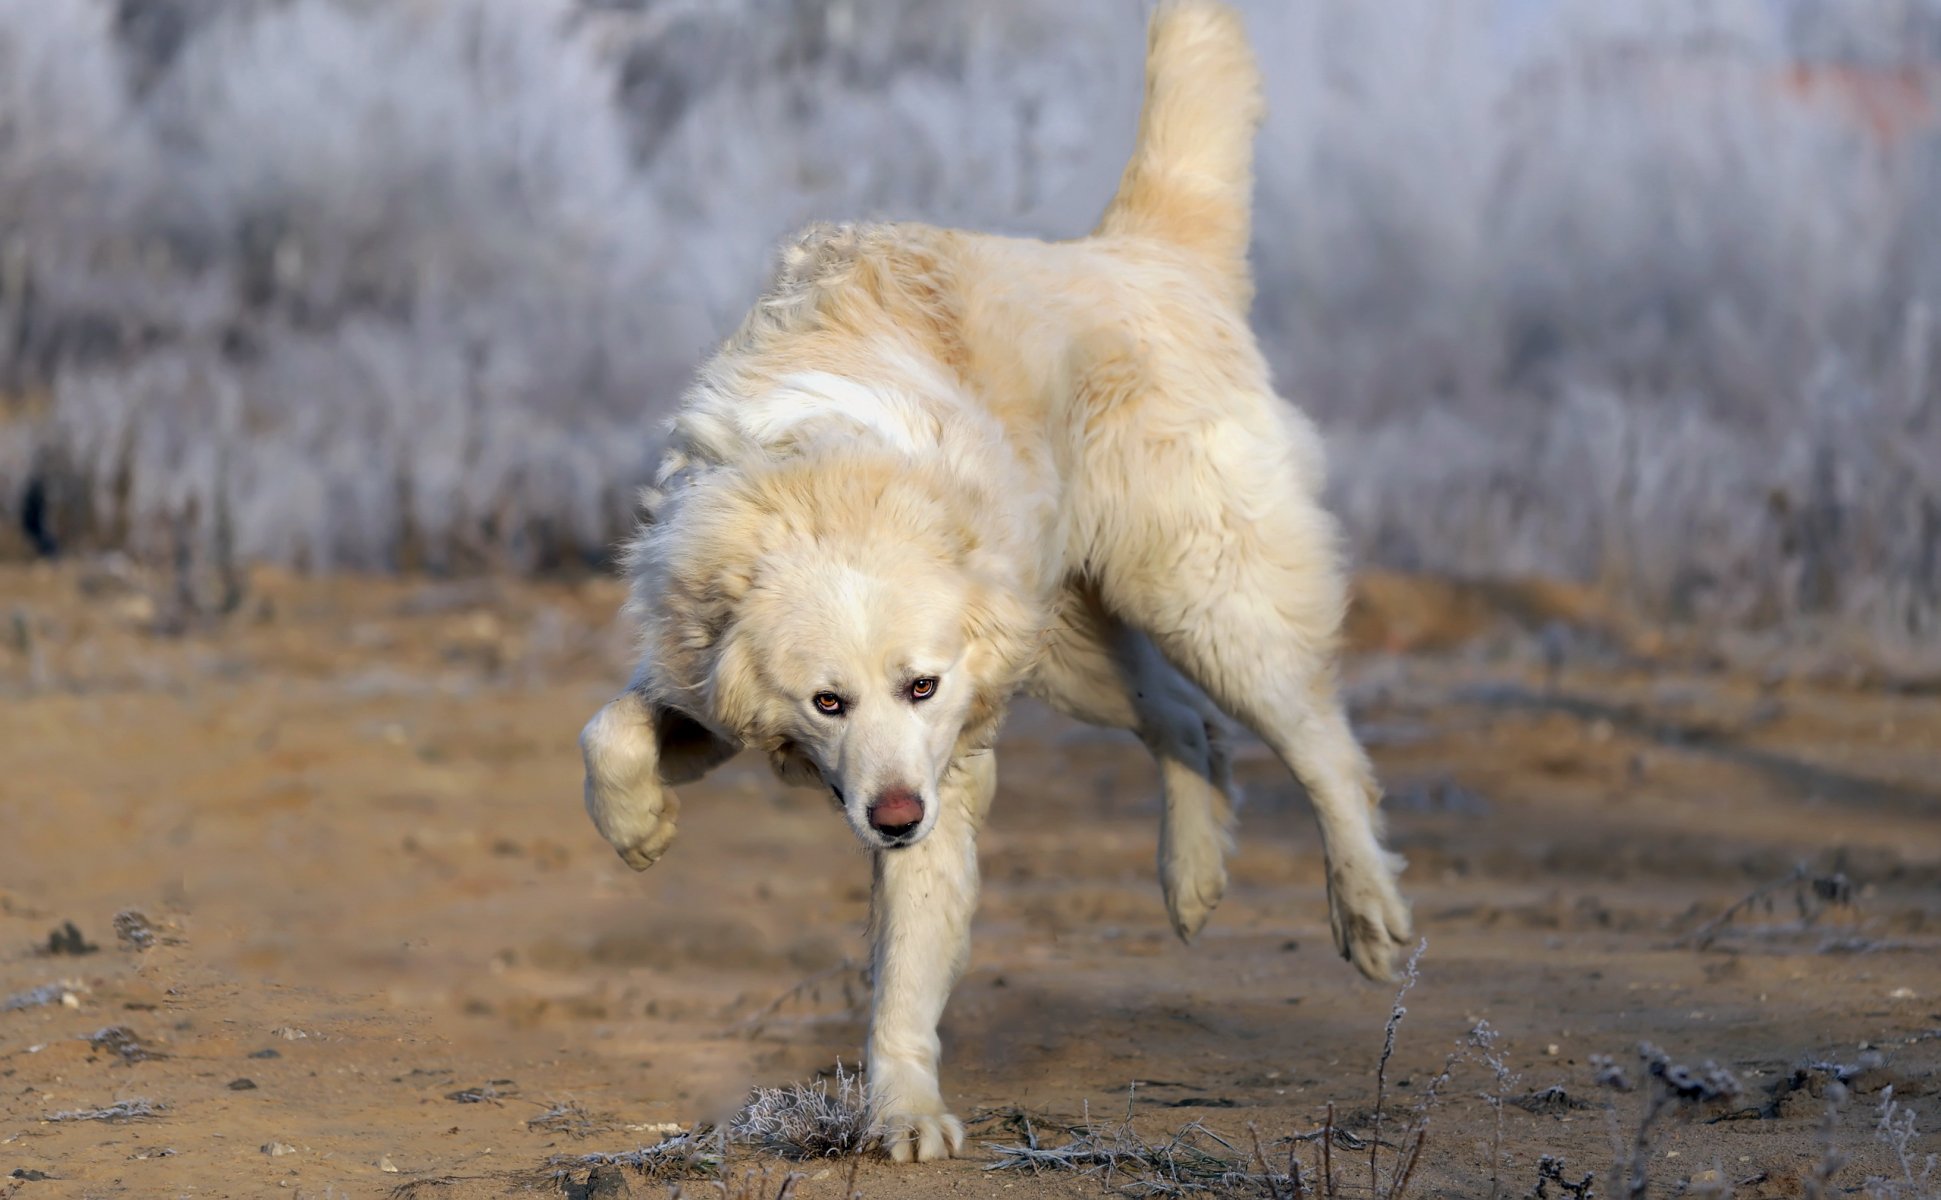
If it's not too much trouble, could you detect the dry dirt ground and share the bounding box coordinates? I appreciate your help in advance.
[1,562,1937,1199]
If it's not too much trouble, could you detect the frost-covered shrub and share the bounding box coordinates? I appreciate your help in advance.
[0,0,1935,659]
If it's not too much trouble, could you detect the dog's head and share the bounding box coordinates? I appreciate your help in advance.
[629,453,1037,851]
[714,546,1000,847]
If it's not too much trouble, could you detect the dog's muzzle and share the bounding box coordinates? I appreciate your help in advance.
[867,786,925,846]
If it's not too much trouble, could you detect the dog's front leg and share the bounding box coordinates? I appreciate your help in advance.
[866,750,993,1162]
[580,679,738,870]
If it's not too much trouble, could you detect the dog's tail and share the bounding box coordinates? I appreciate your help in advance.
[1095,0,1263,302]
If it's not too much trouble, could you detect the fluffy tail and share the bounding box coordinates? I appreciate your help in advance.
[1096,0,1263,303]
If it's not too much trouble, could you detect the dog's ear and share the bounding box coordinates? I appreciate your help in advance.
[580,685,740,869]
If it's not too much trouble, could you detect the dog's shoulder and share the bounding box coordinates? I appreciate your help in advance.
[743,221,964,350]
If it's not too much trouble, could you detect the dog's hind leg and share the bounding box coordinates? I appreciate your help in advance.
[1081,401,1413,981]
[1030,585,1240,941]
[865,748,993,1162]
[1111,576,1411,979]
[1151,688,1240,943]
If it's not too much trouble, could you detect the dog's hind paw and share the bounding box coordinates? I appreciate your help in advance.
[1326,851,1414,982]
[1159,766,1234,942]
[877,1109,964,1163]
[1161,849,1228,943]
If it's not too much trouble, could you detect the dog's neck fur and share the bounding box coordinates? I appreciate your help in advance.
[657,226,989,486]
[645,221,1062,598]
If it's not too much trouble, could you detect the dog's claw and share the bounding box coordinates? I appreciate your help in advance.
[588,787,679,872]
[1326,851,1414,982]
[878,1111,964,1163]
[613,818,677,870]
[869,1064,963,1164]
[1164,860,1227,943]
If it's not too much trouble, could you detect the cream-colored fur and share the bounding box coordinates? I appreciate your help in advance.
[579,0,1412,1162]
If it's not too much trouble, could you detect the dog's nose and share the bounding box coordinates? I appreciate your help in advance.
[867,787,925,840]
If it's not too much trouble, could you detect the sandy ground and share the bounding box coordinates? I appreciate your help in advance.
[1,562,1937,1199]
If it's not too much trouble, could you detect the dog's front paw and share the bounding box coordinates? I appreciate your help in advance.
[602,797,679,870]
[876,1106,965,1163]
[583,754,680,871]
[1326,850,1414,981]
[581,695,679,871]
[869,1065,963,1163]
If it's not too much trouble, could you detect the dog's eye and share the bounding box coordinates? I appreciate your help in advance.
[812,692,845,716]
[909,677,938,702]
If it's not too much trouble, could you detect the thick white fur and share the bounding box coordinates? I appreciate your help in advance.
[579,0,1412,1162]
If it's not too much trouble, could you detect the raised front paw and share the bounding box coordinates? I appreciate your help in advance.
[876,1105,965,1163]
[1326,849,1414,981]
[581,695,679,871]
[602,797,679,870]
[582,750,680,871]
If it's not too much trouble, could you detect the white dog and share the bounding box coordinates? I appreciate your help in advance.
[580,0,1412,1162]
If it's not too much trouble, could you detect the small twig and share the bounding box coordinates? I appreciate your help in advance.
[1387,1126,1428,1200]
[1677,863,1852,949]
[1372,939,1428,1197]
[1323,1103,1336,1200]
[1249,1123,1286,1200]
[733,959,862,1035]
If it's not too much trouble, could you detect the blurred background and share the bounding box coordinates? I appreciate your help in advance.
[0,0,1937,663]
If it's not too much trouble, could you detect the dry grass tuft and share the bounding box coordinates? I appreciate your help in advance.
[727,1064,875,1159]
[546,1065,876,1192]
[1,979,83,1011]
[81,1025,164,1062]
[558,1129,729,1183]
[982,1090,1259,1196]
[527,1099,618,1140]
[1593,1043,1743,1199]
[46,1098,167,1122]
[1867,1086,1940,1200]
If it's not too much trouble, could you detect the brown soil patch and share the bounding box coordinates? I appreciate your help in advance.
[2,564,1937,1197]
